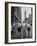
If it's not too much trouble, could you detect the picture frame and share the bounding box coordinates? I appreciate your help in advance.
[5,2,36,44]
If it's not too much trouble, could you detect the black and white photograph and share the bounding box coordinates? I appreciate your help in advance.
[5,2,36,44]
[11,7,32,39]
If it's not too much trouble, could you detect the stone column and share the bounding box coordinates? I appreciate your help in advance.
[21,26,23,38]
